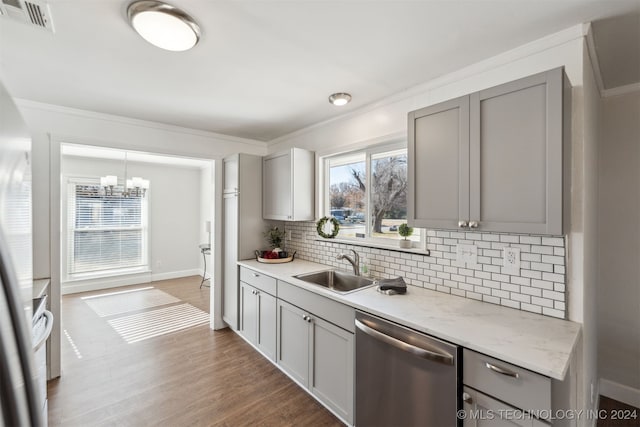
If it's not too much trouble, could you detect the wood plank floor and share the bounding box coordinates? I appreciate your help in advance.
[48,276,342,426]
[597,396,640,427]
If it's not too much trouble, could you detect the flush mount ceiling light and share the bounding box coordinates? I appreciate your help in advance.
[329,93,352,106]
[127,0,200,51]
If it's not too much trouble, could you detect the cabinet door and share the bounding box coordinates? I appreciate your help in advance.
[263,152,292,220]
[469,68,563,234]
[463,386,536,427]
[256,290,277,361]
[277,300,310,387]
[408,95,470,229]
[223,155,238,193]
[310,316,354,425]
[239,283,258,345]
[222,194,239,329]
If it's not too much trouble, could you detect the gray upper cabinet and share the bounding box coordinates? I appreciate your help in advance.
[408,95,470,230]
[263,148,315,221]
[408,68,569,235]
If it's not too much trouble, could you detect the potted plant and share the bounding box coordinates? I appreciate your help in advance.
[263,226,286,255]
[398,223,413,249]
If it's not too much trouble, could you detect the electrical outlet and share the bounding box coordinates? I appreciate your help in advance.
[503,247,520,274]
[456,244,478,267]
[287,230,292,240]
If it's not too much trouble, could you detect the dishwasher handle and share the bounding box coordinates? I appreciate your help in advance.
[355,318,454,365]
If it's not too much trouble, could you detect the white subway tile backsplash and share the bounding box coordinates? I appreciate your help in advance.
[521,236,542,245]
[542,272,564,283]
[501,299,521,309]
[531,245,554,255]
[483,295,501,304]
[542,255,564,265]
[521,286,542,297]
[542,237,564,247]
[285,222,567,319]
[521,303,543,314]
[500,235,520,243]
[531,296,554,308]
[531,262,554,273]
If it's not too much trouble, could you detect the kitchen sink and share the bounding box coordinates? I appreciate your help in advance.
[294,270,375,294]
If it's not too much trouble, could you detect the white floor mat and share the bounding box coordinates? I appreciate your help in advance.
[82,287,180,317]
[108,303,209,344]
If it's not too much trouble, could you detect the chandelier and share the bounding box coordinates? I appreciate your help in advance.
[100,152,149,197]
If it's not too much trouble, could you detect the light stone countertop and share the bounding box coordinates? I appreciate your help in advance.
[238,258,581,380]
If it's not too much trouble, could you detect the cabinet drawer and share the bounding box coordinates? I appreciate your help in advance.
[463,349,551,414]
[240,267,276,296]
[278,280,355,332]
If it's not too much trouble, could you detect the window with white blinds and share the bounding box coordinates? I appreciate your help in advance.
[66,181,148,277]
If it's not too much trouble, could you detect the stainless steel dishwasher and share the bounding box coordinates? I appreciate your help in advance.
[355,311,461,427]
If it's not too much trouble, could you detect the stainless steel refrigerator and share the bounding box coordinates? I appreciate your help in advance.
[0,79,44,426]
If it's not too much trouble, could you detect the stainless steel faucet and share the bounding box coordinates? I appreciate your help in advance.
[336,249,360,276]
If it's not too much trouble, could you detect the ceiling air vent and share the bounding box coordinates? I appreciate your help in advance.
[0,0,54,32]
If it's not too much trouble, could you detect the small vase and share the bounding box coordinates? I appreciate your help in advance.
[399,240,411,249]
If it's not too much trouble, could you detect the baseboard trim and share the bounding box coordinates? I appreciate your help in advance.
[62,272,152,295]
[151,269,202,282]
[600,378,640,409]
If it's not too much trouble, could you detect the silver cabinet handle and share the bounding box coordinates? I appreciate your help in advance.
[355,319,454,365]
[306,316,313,323]
[462,392,473,404]
[458,220,468,228]
[469,221,479,229]
[252,273,260,277]
[302,314,308,321]
[485,362,519,379]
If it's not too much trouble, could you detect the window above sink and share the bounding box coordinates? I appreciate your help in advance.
[320,141,426,250]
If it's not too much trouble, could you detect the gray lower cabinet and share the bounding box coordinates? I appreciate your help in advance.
[408,67,569,235]
[276,298,354,425]
[239,282,277,361]
[463,349,553,426]
[277,299,310,386]
[463,386,548,427]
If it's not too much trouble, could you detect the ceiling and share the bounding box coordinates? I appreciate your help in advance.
[1,1,639,142]
[592,12,640,89]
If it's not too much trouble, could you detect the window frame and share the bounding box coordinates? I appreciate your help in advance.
[321,141,426,250]
[62,176,150,281]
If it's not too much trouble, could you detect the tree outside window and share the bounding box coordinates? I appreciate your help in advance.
[326,146,421,245]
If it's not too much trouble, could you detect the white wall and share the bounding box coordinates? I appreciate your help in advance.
[18,100,266,280]
[270,24,596,415]
[597,90,640,407]
[61,155,204,292]
[269,26,584,155]
[14,100,267,379]
[199,164,214,278]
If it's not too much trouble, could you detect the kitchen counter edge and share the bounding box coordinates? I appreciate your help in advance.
[237,259,581,381]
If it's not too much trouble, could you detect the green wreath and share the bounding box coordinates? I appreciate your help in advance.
[316,216,340,239]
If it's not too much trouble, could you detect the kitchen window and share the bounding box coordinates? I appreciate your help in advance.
[324,143,423,248]
[65,178,149,279]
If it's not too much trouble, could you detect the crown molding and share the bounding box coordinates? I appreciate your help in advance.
[584,22,606,97]
[268,23,587,146]
[602,82,640,98]
[14,98,267,148]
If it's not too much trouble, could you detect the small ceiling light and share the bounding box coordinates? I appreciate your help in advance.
[127,1,201,52]
[329,93,352,106]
